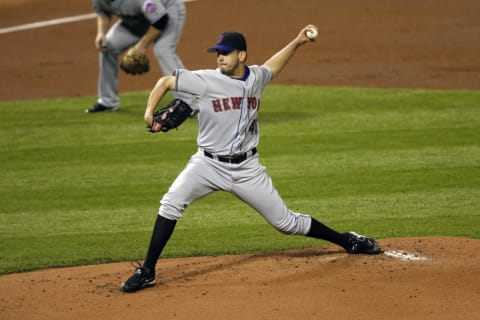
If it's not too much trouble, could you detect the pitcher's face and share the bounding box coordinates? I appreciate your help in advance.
[216,50,246,78]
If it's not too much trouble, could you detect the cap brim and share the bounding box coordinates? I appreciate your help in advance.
[207,44,237,53]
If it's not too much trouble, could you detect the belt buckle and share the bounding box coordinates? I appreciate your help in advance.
[219,154,239,163]
[204,148,255,164]
[228,154,243,164]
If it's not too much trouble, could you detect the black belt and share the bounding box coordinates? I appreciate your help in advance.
[204,148,257,164]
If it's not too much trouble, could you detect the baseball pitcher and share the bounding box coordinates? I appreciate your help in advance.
[121,24,382,293]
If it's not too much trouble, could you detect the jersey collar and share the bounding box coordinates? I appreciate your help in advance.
[233,66,250,82]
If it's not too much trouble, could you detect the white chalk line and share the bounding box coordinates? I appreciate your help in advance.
[0,0,197,35]
[383,250,427,261]
[0,13,96,35]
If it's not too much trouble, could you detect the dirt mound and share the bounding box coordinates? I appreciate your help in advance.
[1,237,479,320]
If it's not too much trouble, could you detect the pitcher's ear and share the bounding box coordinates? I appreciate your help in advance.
[239,50,247,62]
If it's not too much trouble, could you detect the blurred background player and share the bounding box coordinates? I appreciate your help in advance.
[87,0,186,113]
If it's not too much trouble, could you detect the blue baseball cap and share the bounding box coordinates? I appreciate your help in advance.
[207,32,247,52]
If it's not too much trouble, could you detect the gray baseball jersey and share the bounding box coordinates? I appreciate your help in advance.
[175,66,269,154]
[159,65,312,235]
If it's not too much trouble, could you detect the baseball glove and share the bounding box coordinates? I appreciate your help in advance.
[149,99,194,133]
[120,48,150,75]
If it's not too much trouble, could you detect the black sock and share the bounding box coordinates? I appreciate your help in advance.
[306,218,348,249]
[143,215,177,273]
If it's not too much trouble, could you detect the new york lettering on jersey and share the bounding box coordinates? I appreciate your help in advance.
[211,97,259,112]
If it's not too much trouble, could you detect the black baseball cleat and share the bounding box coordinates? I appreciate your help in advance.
[121,265,156,293]
[344,232,382,254]
[85,103,119,113]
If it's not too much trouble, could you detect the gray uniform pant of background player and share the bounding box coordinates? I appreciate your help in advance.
[98,2,186,108]
[159,150,313,235]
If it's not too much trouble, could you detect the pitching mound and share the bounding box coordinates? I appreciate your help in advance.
[1,237,479,319]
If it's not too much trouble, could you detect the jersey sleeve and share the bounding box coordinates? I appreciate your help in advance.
[173,69,208,113]
[257,64,273,88]
[141,0,168,24]
[175,69,207,97]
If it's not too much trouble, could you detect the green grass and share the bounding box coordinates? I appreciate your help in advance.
[0,86,479,274]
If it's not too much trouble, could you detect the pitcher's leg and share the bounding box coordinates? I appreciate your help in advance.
[122,155,226,292]
[142,215,177,273]
[232,159,382,254]
[158,156,223,220]
[232,165,311,235]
